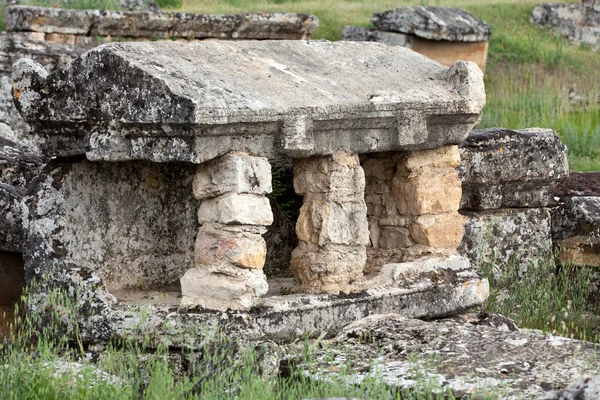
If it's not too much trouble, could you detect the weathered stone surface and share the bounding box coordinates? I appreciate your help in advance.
[192,152,272,199]
[195,227,267,270]
[25,159,199,291]
[540,375,600,400]
[180,265,268,311]
[342,26,413,47]
[459,127,569,210]
[197,194,273,226]
[291,314,600,399]
[532,3,600,51]
[6,6,318,40]
[372,6,491,42]
[460,208,554,275]
[12,41,485,162]
[293,152,365,198]
[0,251,25,305]
[0,137,42,188]
[0,183,26,252]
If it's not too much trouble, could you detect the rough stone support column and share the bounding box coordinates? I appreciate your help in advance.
[181,151,273,311]
[290,151,369,294]
[363,146,464,272]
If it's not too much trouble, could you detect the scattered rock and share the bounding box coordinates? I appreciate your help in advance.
[119,0,160,13]
[539,375,600,400]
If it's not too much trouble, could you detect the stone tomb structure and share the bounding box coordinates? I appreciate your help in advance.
[13,40,487,342]
[342,6,491,71]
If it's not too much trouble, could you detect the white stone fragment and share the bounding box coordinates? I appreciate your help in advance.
[197,193,273,226]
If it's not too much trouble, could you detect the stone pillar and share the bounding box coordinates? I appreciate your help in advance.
[363,146,464,271]
[181,152,273,311]
[290,151,369,294]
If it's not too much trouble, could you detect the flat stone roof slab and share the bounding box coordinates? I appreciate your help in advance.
[13,40,485,162]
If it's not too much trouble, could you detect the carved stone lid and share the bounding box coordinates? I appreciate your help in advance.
[13,40,485,162]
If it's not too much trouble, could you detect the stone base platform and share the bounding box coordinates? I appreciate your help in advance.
[106,255,487,345]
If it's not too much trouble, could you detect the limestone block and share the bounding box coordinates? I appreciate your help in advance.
[192,152,272,199]
[290,242,365,294]
[25,159,200,291]
[197,193,273,226]
[195,228,267,270]
[293,152,365,197]
[400,145,461,171]
[409,212,464,249]
[392,168,462,215]
[295,196,369,247]
[379,226,412,249]
[180,265,268,311]
[460,208,554,276]
[458,127,568,210]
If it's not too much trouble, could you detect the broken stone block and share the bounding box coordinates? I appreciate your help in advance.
[409,212,464,249]
[371,6,491,42]
[460,208,554,276]
[180,264,268,311]
[197,194,273,226]
[195,228,267,270]
[192,152,272,199]
[459,127,569,210]
[290,242,366,294]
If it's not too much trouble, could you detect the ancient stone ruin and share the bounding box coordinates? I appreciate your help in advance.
[0,5,319,144]
[532,1,600,51]
[6,40,490,342]
[342,6,491,71]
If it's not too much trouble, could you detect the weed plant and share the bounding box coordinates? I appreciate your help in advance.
[479,258,600,343]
